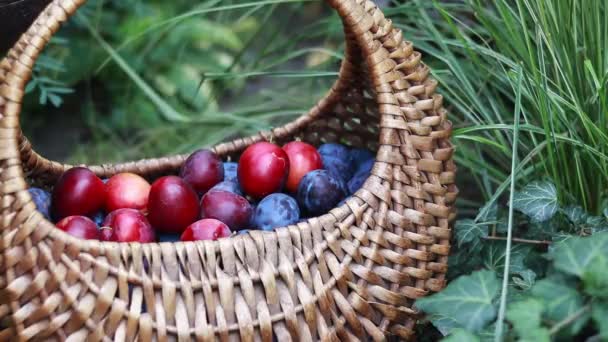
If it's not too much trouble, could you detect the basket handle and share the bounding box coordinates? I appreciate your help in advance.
[2,0,384,181]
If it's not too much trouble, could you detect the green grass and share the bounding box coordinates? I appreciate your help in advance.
[385,0,608,214]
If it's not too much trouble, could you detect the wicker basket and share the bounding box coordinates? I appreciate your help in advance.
[0,0,457,340]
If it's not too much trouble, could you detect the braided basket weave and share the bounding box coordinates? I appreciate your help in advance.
[0,0,457,340]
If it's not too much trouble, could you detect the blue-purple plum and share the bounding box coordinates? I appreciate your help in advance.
[253,194,300,231]
[318,143,351,160]
[350,148,374,167]
[223,162,238,182]
[297,170,347,216]
[347,172,369,194]
[158,233,181,242]
[209,180,243,196]
[355,158,374,176]
[92,211,106,227]
[321,155,353,183]
[318,144,354,182]
[29,187,51,220]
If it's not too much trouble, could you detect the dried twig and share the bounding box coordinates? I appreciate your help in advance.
[483,235,552,245]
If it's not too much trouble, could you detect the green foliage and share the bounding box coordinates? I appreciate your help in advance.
[454,219,487,252]
[550,232,608,277]
[25,39,74,107]
[482,242,531,277]
[398,1,608,337]
[582,256,608,299]
[442,329,481,342]
[418,180,607,340]
[592,302,608,340]
[417,270,500,333]
[23,0,341,163]
[512,181,558,222]
[506,299,549,342]
[531,279,589,336]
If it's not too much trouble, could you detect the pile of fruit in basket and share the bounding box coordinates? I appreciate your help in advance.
[29,141,375,242]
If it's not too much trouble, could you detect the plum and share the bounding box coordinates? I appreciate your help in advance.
[282,141,322,192]
[347,172,368,194]
[296,170,347,216]
[223,162,238,182]
[252,194,300,231]
[238,142,289,199]
[180,219,231,241]
[52,167,106,219]
[180,149,224,195]
[29,187,51,220]
[350,148,374,167]
[56,215,99,240]
[321,154,353,183]
[105,173,150,212]
[147,176,199,234]
[91,211,106,227]
[101,208,155,243]
[201,190,252,230]
[318,143,351,161]
[209,180,243,196]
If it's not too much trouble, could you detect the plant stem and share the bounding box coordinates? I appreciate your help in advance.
[549,305,591,335]
[483,236,551,245]
[494,65,523,342]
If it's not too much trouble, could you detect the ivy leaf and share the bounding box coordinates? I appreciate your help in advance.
[586,215,608,233]
[592,301,608,340]
[496,216,509,234]
[482,241,532,276]
[476,325,497,342]
[531,279,589,336]
[550,232,608,277]
[586,215,606,227]
[448,248,483,280]
[512,269,537,290]
[425,314,460,336]
[442,328,480,342]
[517,328,551,342]
[477,202,497,222]
[416,270,499,333]
[455,219,487,252]
[562,205,587,224]
[560,206,607,233]
[512,181,558,222]
[582,256,608,299]
[506,298,550,342]
[526,217,558,241]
